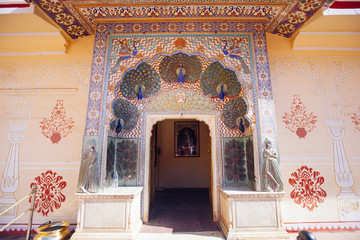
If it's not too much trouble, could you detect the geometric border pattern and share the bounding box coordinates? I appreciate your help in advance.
[285,221,360,232]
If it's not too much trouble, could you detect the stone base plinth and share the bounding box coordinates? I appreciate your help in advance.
[72,187,143,240]
[219,187,289,240]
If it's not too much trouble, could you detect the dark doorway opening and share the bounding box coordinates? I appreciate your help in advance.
[142,119,216,233]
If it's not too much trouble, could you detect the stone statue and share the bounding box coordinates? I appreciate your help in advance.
[78,139,99,193]
[262,138,283,192]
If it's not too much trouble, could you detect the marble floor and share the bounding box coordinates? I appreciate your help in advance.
[137,231,360,240]
[2,228,360,239]
[2,189,360,239]
[137,188,360,240]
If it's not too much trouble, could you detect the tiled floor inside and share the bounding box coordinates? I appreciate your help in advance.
[140,188,218,234]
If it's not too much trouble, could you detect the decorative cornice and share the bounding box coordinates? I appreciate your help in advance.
[219,187,285,199]
[299,32,360,35]
[29,0,328,39]
[0,32,61,37]
[0,51,66,56]
[76,187,143,199]
[293,47,360,51]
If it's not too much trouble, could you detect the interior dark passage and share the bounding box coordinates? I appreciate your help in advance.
[142,119,216,233]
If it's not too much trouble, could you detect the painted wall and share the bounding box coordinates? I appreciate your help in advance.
[157,120,211,189]
[0,35,94,234]
[0,16,359,236]
[267,34,360,231]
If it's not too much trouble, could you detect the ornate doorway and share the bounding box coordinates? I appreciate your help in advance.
[145,119,215,232]
[75,27,288,240]
[143,114,219,222]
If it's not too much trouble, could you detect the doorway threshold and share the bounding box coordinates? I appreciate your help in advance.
[143,188,217,233]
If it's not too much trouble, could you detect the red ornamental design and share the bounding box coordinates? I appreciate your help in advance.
[350,106,360,132]
[29,170,67,216]
[289,166,327,211]
[282,95,317,138]
[40,99,75,144]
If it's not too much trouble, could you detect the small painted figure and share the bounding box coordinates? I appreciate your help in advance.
[177,127,197,156]
[262,138,283,192]
[78,139,99,193]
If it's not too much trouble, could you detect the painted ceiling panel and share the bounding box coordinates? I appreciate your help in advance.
[30,0,333,39]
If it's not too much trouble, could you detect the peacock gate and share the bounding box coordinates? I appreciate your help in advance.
[74,20,287,239]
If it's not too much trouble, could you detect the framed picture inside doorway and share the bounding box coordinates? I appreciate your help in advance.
[174,121,200,157]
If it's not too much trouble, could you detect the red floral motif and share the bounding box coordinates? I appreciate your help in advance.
[40,99,75,143]
[282,95,317,138]
[289,166,327,211]
[29,170,67,216]
[351,106,360,132]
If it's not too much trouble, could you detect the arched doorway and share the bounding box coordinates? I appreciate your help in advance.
[143,113,219,223]
[144,119,216,232]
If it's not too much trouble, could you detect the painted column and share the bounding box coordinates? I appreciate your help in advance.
[0,63,48,220]
[0,90,35,218]
[323,59,360,221]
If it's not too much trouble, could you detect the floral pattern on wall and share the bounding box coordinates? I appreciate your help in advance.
[282,95,317,138]
[351,105,360,132]
[29,170,67,216]
[40,99,75,143]
[289,166,327,211]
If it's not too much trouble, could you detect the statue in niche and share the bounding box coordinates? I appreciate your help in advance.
[78,139,99,193]
[262,138,283,192]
